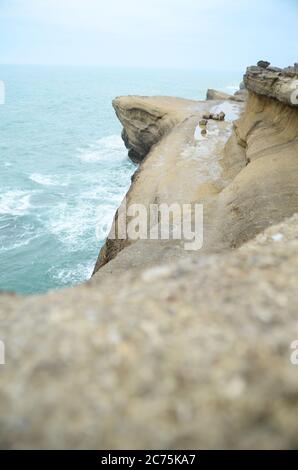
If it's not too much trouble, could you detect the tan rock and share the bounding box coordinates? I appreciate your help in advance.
[244,65,298,107]
[206,88,232,100]
[112,95,200,163]
[2,215,298,449]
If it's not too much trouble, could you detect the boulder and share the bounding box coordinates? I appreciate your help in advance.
[257,60,270,69]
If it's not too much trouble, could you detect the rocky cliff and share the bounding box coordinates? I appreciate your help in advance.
[93,64,298,277]
[1,64,298,449]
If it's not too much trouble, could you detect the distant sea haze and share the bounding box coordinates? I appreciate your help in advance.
[0,65,243,294]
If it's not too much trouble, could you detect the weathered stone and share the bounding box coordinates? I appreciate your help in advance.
[217,111,225,121]
[113,96,199,163]
[257,60,270,69]
[244,65,298,107]
[202,112,225,122]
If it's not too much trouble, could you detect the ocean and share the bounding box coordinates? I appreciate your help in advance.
[0,65,243,294]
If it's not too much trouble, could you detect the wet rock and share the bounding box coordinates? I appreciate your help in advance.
[217,111,225,121]
[203,111,225,121]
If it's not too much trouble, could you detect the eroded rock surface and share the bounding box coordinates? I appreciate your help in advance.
[244,64,298,107]
[112,96,200,163]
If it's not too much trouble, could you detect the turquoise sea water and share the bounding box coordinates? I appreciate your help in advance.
[0,65,242,294]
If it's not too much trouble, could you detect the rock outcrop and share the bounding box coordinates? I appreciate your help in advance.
[244,64,298,106]
[112,96,199,163]
[1,63,298,449]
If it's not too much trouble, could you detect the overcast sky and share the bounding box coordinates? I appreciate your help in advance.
[0,0,297,70]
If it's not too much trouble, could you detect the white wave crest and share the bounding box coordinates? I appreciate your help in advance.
[49,262,94,286]
[79,135,127,163]
[29,173,68,186]
[47,198,122,250]
[0,190,33,216]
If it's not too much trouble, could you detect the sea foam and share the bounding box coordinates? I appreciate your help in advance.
[78,135,126,162]
[0,190,33,216]
[29,173,68,187]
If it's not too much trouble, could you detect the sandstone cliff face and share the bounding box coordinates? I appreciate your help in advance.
[1,65,298,449]
[112,96,199,163]
[209,92,298,250]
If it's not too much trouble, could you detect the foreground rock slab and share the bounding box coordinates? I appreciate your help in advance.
[1,215,298,449]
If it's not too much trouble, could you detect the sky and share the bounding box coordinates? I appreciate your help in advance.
[0,0,297,70]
